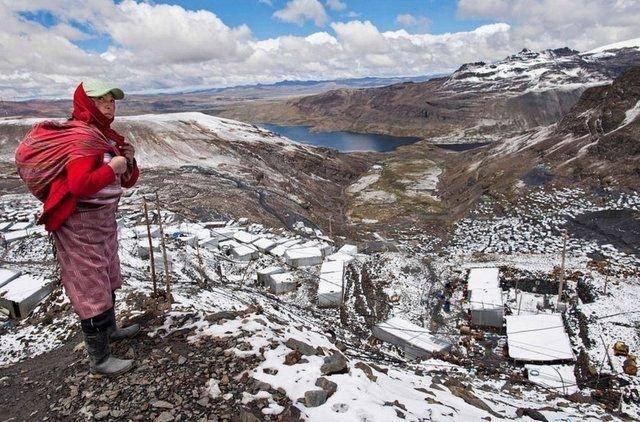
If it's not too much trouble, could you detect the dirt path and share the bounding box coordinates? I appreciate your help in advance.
[1,313,301,422]
[0,332,83,421]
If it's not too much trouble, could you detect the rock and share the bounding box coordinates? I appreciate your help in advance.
[516,408,548,421]
[276,405,302,421]
[151,400,174,409]
[73,342,85,353]
[263,368,278,375]
[94,410,110,420]
[284,350,302,365]
[205,311,240,323]
[178,356,187,365]
[304,390,328,407]
[238,409,261,422]
[567,392,594,404]
[321,353,349,375]
[613,341,630,356]
[253,380,272,392]
[369,363,388,374]
[206,379,222,398]
[315,377,337,397]
[384,400,407,411]
[443,380,502,419]
[335,342,347,352]
[331,403,349,413]
[355,362,377,382]
[197,398,209,407]
[155,411,174,422]
[623,356,637,376]
[285,338,317,356]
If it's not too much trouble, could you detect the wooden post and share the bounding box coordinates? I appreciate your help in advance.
[155,192,171,297]
[517,292,524,315]
[600,334,615,371]
[195,238,204,286]
[556,232,568,308]
[604,263,609,295]
[143,198,157,296]
[341,270,345,306]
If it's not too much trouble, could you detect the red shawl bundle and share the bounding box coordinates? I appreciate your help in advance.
[15,83,127,230]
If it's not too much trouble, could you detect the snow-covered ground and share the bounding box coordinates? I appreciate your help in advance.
[0,112,315,166]
[2,183,640,420]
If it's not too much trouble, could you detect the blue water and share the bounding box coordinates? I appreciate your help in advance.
[260,124,422,152]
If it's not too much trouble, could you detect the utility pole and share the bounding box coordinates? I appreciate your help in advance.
[556,232,568,308]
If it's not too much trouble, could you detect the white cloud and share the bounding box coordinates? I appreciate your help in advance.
[326,0,347,12]
[258,0,273,6]
[331,20,389,54]
[457,0,640,51]
[396,13,431,29]
[0,0,638,99]
[106,1,252,64]
[273,0,328,26]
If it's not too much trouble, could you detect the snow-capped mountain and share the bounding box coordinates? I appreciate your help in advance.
[0,112,299,167]
[445,39,640,93]
[219,38,640,141]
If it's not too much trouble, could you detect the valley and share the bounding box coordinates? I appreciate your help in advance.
[1,38,640,422]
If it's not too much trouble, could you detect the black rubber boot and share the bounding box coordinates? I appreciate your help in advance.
[81,308,133,377]
[84,331,133,376]
[109,291,141,342]
[110,322,141,341]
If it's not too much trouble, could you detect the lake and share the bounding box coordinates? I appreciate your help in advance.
[260,123,422,152]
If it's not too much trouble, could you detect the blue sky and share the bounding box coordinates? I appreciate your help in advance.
[185,0,491,39]
[21,0,492,53]
[4,0,640,98]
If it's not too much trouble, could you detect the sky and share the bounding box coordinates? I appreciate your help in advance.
[1,0,639,99]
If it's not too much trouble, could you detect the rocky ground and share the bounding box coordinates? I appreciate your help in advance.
[2,180,640,421]
[1,42,640,422]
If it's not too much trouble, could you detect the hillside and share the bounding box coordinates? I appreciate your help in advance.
[0,112,372,237]
[218,41,640,142]
[2,42,640,421]
[340,65,640,233]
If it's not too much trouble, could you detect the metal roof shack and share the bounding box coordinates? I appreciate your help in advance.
[469,287,504,328]
[506,314,575,362]
[373,316,452,360]
[467,267,500,291]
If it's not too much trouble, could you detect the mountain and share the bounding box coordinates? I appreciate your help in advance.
[2,42,640,422]
[0,75,439,119]
[0,112,372,233]
[437,65,640,220]
[317,41,640,232]
[218,40,640,142]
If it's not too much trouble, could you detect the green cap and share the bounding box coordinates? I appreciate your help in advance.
[82,79,125,100]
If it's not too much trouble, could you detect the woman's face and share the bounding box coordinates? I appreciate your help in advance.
[91,92,116,119]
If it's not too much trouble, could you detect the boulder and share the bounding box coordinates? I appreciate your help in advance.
[304,390,328,407]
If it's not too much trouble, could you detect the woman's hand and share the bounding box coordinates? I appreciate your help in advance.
[120,144,135,163]
[108,156,128,174]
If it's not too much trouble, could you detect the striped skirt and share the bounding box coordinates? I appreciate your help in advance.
[53,200,122,320]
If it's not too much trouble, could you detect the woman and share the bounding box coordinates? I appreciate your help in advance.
[16,80,140,376]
